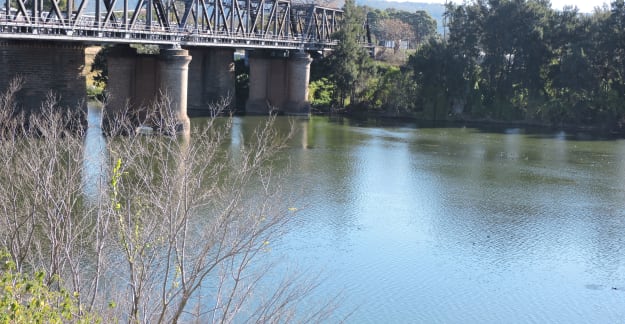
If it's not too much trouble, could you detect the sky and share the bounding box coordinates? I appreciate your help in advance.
[541,0,607,12]
[552,0,609,12]
[408,0,609,13]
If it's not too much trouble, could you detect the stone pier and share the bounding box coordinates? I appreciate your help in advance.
[105,45,192,132]
[106,45,160,124]
[246,50,273,114]
[286,51,313,115]
[158,48,192,132]
[246,50,313,115]
[0,40,87,115]
[187,47,235,116]
[106,45,140,115]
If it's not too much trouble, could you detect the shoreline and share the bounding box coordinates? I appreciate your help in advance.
[311,108,625,139]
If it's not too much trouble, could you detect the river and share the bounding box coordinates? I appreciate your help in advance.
[88,112,625,322]
[224,116,625,323]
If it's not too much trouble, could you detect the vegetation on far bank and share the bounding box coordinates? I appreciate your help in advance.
[312,0,625,133]
[81,0,625,133]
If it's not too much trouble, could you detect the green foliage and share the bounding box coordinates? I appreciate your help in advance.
[309,77,334,107]
[309,0,625,130]
[235,58,249,111]
[89,45,156,98]
[368,64,418,114]
[91,47,109,92]
[367,8,437,47]
[0,250,99,324]
[408,38,457,119]
[326,0,375,107]
[111,158,123,212]
[131,44,160,55]
[363,0,625,130]
[24,0,68,15]
[87,84,104,99]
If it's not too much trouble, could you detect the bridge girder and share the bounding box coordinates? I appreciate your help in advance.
[0,0,342,49]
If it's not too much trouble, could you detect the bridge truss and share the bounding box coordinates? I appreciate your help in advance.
[0,0,342,49]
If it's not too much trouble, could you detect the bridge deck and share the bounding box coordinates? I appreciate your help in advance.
[1,0,342,49]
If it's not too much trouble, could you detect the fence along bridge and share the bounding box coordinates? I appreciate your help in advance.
[1,0,342,48]
[0,0,344,126]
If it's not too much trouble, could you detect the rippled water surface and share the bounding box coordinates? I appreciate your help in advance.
[223,116,625,323]
[84,110,625,322]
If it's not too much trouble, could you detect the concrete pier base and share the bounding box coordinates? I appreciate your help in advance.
[105,45,191,133]
[105,45,138,117]
[246,51,273,114]
[158,48,192,133]
[285,51,313,115]
[107,45,160,117]
[245,50,312,115]
[105,45,159,129]
[0,40,87,115]
[187,48,235,116]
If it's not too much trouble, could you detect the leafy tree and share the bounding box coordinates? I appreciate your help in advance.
[0,250,100,323]
[542,7,595,124]
[368,8,437,48]
[326,0,374,106]
[409,38,466,119]
[446,0,552,119]
[23,0,68,17]
[234,58,249,111]
[604,0,625,96]
[377,18,413,54]
[319,0,625,129]
[412,10,437,45]
[309,77,334,107]
[444,1,485,115]
[367,8,390,45]
[368,64,418,113]
[90,47,109,96]
[585,0,625,128]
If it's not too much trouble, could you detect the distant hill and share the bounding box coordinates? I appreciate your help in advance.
[356,0,446,34]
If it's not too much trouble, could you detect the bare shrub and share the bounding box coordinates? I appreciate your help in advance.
[0,76,26,138]
[0,89,93,310]
[0,86,336,323]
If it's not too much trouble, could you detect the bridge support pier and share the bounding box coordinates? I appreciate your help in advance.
[187,48,235,116]
[246,50,312,115]
[106,45,160,126]
[105,45,191,133]
[158,48,192,133]
[246,51,273,114]
[285,51,313,115]
[106,45,139,116]
[0,40,87,116]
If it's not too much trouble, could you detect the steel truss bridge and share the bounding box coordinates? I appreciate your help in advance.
[0,0,343,49]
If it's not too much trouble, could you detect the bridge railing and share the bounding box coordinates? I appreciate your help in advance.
[0,0,342,49]
[0,20,338,49]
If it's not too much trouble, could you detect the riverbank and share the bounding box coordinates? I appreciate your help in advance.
[311,106,625,139]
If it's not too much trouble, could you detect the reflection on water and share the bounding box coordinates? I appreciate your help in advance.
[262,117,625,323]
[82,113,625,322]
[82,105,108,203]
